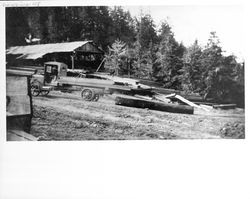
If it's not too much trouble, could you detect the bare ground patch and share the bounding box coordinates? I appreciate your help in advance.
[30,91,245,140]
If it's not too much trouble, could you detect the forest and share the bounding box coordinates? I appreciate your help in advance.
[6,6,244,107]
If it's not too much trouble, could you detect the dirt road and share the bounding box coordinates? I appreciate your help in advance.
[30,91,245,140]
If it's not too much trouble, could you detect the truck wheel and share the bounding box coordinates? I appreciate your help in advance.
[31,81,41,97]
[81,88,95,101]
[41,90,50,96]
[93,94,100,102]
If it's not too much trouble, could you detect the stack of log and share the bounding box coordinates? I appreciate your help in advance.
[115,86,237,114]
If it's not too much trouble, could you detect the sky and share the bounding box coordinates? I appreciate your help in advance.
[123,5,245,60]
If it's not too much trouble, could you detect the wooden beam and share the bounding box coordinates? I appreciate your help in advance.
[7,130,38,141]
[6,69,35,76]
[175,94,209,111]
[58,76,132,91]
[153,94,172,103]
[134,95,154,101]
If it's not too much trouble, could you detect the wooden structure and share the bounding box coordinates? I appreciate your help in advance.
[6,41,104,72]
[6,69,37,141]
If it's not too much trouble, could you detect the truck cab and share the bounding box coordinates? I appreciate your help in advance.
[30,61,68,96]
[44,62,68,85]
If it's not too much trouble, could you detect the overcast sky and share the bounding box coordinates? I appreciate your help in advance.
[123,5,245,60]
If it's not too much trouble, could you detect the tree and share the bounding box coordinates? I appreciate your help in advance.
[76,6,113,49]
[109,7,136,47]
[154,21,185,89]
[199,32,224,99]
[133,13,158,79]
[215,55,244,105]
[233,61,244,107]
[191,32,245,106]
[104,39,127,75]
[135,13,158,52]
[182,40,203,92]
[6,7,31,47]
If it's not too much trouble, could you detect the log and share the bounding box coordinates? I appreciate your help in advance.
[115,95,194,114]
[58,76,131,91]
[134,95,153,101]
[213,104,237,109]
[7,66,37,72]
[153,94,172,103]
[6,69,35,76]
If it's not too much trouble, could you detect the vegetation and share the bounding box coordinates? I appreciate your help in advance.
[6,6,244,107]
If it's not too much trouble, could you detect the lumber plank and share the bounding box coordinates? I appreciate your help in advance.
[134,95,154,101]
[151,87,206,102]
[6,69,35,76]
[153,94,172,103]
[59,76,114,85]
[175,94,209,111]
[58,76,131,91]
[7,130,38,141]
[199,104,213,109]
[8,66,37,72]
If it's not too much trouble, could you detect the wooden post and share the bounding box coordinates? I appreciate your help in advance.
[96,58,105,72]
[128,59,131,78]
[115,58,118,76]
[71,55,74,70]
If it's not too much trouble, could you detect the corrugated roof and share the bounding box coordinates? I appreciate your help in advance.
[6,41,103,60]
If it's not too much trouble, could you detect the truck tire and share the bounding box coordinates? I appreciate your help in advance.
[81,88,95,101]
[93,94,100,102]
[40,90,50,96]
[31,80,42,97]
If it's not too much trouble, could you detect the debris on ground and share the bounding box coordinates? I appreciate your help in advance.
[29,91,244,140]
[219,122,245,139]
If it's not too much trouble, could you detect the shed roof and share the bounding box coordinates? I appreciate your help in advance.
[6,41,104,60]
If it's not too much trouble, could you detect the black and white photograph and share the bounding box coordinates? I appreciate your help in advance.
[5,5,245,141]
[1,1,249,199]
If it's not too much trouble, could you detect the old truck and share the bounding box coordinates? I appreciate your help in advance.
[30,61,145,101]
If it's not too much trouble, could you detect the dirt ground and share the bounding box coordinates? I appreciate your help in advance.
[30,91,245,140]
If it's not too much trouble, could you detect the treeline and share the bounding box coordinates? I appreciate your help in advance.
[6,6,244,106]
